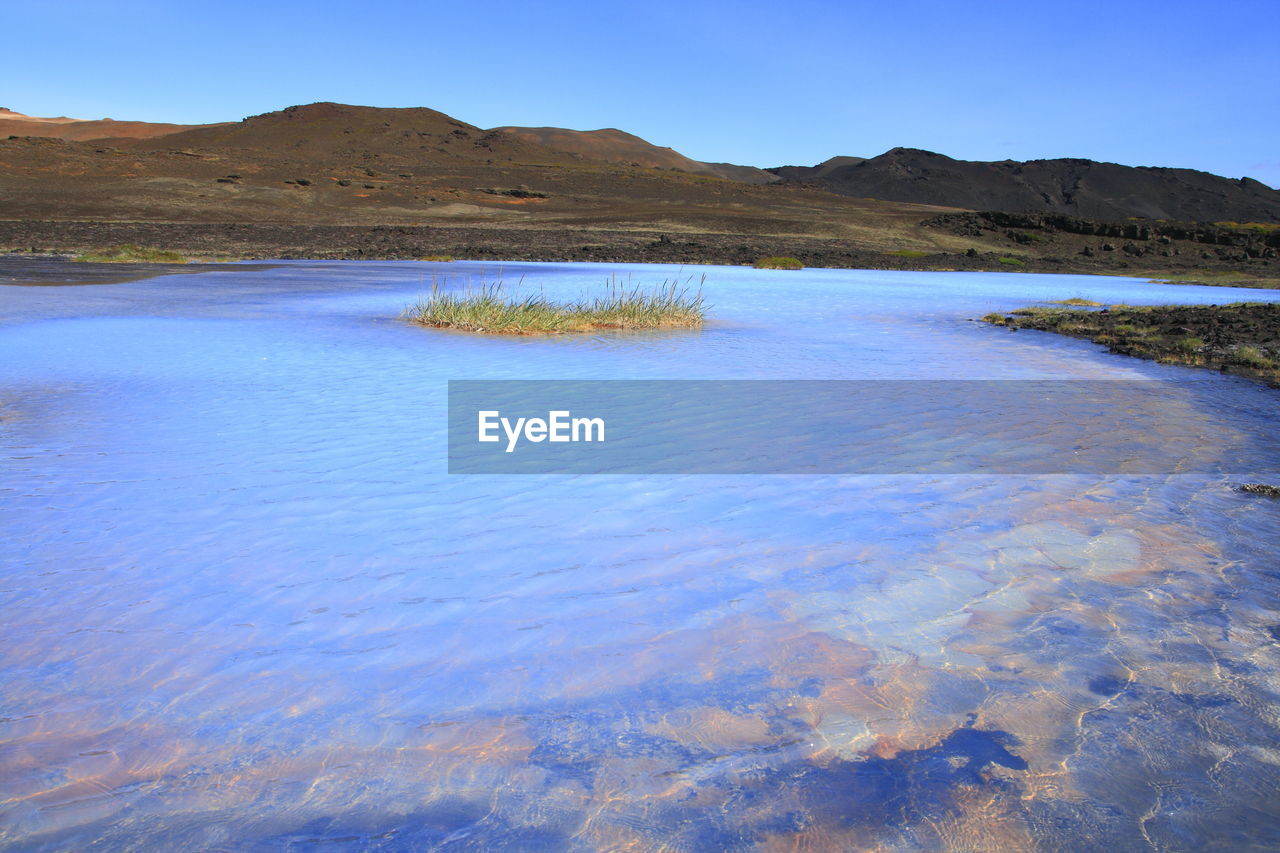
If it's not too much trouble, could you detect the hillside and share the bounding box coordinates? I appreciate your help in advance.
[2,104,773,183]
[0,103,952,238]
[770,148,1280,223]
[132,102,578,165]
[0,107,229,141]
[1,102,1277,280]
[9,101,1279,224]
[492,126,776,184]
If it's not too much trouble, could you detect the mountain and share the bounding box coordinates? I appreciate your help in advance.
[769,156,867,182]
[0,107,230,141]
[0,102,928,241]
[769,148,1280,222]
[127,102,581,165]
[3,103,772,183]
[492,126,776,184]
[10,100,1277,223]
[2,102,1277,280]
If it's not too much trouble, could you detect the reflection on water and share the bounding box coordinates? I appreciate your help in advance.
[2,261,1280,851]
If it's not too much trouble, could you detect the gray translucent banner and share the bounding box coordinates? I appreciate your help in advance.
[447,380,1279,475]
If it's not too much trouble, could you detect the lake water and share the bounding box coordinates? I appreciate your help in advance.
[2,260,1280,851]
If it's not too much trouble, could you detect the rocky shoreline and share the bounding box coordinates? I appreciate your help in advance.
[2,219,1277,283]
[984,302,1280,385]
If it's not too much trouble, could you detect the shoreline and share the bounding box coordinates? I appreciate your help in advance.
[0,254,281,286]
[984,302,1280,386]
[2,219,1278,286]
[5,250,1280,293]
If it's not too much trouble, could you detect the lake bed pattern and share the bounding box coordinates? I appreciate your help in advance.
[2,261,1280,851]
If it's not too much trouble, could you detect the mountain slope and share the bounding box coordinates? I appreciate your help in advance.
[492,126,776,184]
[0,103,947,248]
[129,102,578,165]
[771,148,1280,222]
[0,107,230,141]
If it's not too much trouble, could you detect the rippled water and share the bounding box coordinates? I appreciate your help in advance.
[3,261,1280,851]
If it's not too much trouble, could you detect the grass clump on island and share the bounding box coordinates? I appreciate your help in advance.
[403,275,707,334]
[1050,297,1104,306]
[753,256,803,270]
[73,245,188,264]
[983,301,1280,384]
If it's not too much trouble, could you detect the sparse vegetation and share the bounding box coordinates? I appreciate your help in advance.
[73,245,188,264]
[1051,297,1104,306]
[998,256,1026,267]
[403,275,706,334]
[1149,272,1280,290]
[1215,222,1280,233]
[1111,323,1158,337]
[982,302,1280,384]
[418,255,455,262]
[1232,345,1276,369]
[753,256,803,270]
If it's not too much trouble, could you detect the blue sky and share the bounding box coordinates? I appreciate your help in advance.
[8,0,1279,186]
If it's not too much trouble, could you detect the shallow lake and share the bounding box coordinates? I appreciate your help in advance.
[3,261,1280,850]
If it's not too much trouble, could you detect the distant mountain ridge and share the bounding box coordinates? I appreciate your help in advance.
[769,156,867,182]
[3,104,773,183]
[0,107,231,141]
[128,102,580,166]
[768,147,1280,223]
[492,126,776,184]
[4,101,1279,223]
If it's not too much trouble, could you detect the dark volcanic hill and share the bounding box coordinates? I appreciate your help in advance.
[769,156,867,182]
[771,148,1280,223]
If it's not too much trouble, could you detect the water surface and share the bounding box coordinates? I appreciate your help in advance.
[2,261,1280,851]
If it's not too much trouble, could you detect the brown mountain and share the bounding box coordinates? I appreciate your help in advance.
[2,102,1277,279]
[0,107,230,141]
[0,102,939,244]
[10,101,1276,224]
[3,104,773,182]
[492,126,776,184]
[135,102,575,164]
[771,148,1280,222]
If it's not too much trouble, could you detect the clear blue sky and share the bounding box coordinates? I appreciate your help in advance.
[8,0,1279,186]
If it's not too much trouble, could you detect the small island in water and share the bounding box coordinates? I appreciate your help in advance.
[402,275,706,334]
